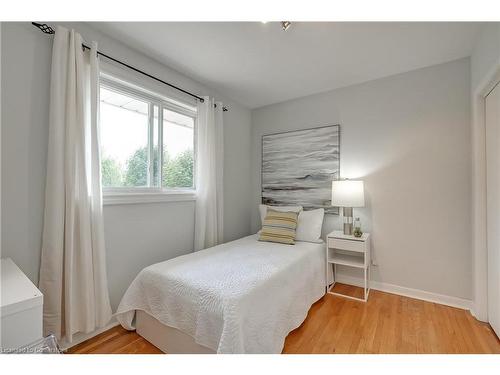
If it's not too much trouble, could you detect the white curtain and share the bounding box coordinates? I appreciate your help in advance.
[39,26,112,344]
[194,97,224,251]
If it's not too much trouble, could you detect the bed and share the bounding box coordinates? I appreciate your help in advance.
[115,234,326,354]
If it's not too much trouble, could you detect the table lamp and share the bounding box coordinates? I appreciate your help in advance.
[331,180,365,235]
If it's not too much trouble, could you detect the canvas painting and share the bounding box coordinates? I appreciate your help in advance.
[261,125,340,214]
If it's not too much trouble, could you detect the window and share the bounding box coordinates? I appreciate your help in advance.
[99,75,197,202]
[100,88,150,188]
[162,108,195,189]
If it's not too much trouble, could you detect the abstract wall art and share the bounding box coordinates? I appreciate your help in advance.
[261,125,340,214]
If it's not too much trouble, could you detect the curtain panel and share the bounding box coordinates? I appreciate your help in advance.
[39,26,112,344]
[194,97,224,251]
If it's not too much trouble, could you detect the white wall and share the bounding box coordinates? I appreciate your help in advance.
[1,23,51,285]
[0,22,2,264]
[0,22,252,310]
[471,23,500,92]
[251,58,472,300]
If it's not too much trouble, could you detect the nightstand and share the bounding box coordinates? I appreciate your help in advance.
[326,230,371,302]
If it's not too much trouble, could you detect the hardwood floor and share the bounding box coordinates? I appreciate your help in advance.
[284,285,500,353]
[67,285,500,354]
[68,325,162,354]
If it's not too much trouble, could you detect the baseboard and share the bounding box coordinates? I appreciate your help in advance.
[59,318,120,351]
[334,274,472,311]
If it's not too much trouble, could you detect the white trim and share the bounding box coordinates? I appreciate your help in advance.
[59,318,120,351]
[103,190,196,205]
[471,57,500,322]
[334,274,472,311]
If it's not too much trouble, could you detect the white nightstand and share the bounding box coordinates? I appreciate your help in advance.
[326,230,371,302]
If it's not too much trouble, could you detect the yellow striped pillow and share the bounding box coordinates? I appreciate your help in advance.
[259,209,299,245]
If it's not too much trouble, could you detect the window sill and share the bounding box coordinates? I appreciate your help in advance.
[103,190,196,206]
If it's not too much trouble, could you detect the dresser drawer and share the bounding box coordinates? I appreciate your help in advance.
[328,237,366,253]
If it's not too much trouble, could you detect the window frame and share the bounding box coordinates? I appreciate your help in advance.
[99,74,197,205]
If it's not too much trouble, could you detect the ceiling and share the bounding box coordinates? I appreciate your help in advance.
[89,22,483,109]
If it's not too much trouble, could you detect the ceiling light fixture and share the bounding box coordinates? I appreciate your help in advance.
[281,21,291,31]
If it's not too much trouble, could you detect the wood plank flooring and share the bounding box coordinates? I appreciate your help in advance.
[68,325,162,354]
[67,285,500,354]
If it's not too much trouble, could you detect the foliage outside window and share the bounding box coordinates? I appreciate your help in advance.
[101,147,194,188]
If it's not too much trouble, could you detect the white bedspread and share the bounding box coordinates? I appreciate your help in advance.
[115,234,325,353]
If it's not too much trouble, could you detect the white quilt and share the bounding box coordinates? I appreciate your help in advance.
[115,234,326,353]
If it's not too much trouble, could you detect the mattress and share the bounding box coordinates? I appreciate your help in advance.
[115,234,326,353]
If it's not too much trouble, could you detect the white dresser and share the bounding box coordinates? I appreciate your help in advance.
[1,258,44,351]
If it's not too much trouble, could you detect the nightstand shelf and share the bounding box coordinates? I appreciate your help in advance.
[326,230,371,302]
[327,253,365,268]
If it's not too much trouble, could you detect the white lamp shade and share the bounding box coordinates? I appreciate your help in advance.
[331,180,365,207]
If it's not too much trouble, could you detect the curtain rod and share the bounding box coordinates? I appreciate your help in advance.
[32,22,228,112]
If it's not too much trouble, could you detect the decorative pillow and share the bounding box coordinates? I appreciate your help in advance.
[259,209,299,245]
[259,204,303,226]
[296,208,325,243]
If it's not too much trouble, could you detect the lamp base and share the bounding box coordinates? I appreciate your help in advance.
[343,223,353,236]
[342,207,353,235]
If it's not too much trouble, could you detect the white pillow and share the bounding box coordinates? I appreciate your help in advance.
[259,204,303,226]
[296,208,325,243]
